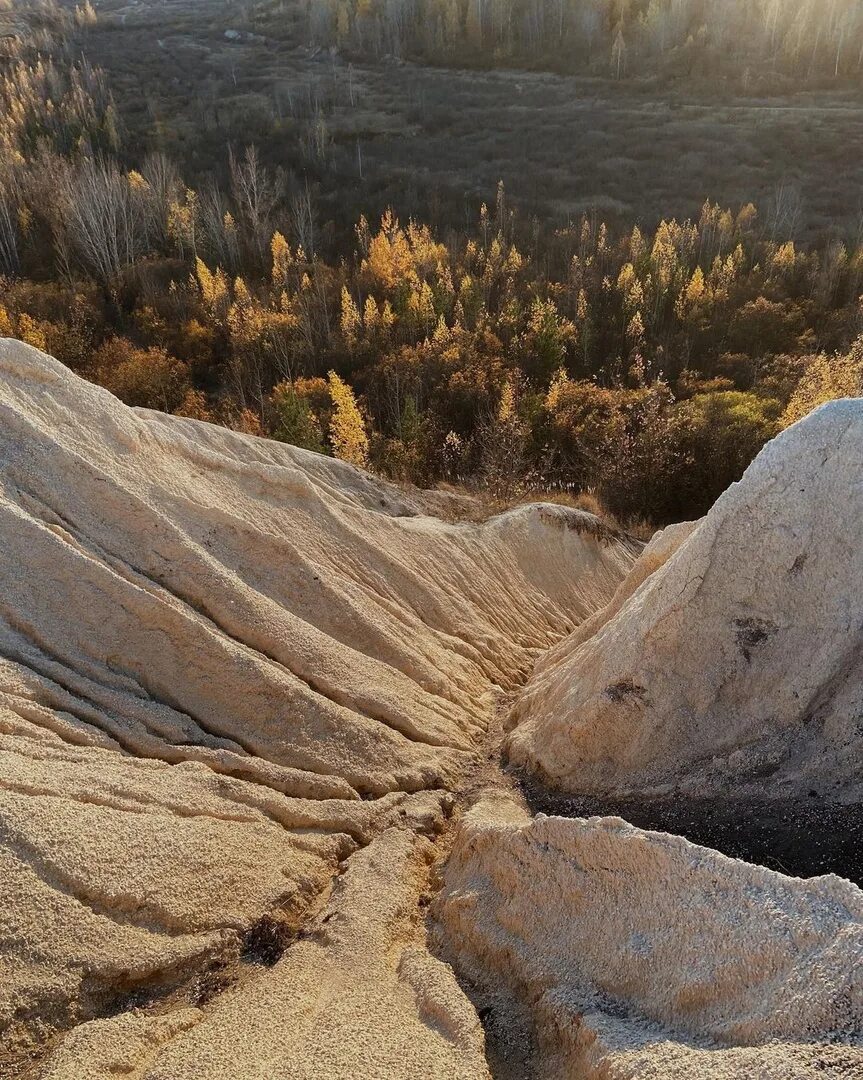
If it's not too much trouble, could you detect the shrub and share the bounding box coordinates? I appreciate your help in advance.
[88,337,191,411]
[671,390,782,517]
[781,339,863,428]
[270,380,326,453]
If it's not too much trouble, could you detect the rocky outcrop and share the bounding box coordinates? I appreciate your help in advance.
[508,399,863,801]
[436,797,863,1079]
[0,340,633,1072]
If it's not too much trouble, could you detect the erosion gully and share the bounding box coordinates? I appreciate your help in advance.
[10,675,860,1080]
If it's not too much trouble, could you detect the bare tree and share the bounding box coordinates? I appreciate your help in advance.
[289,178,317,255]
[229,145,283,267]
[767,181,803,242]
[200,180,240,272]
[59,157,142,287]
[141,152,181,248]
[0,171,20,275]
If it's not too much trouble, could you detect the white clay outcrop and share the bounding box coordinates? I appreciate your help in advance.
[508,399,863,801]
[436,797,863,1079]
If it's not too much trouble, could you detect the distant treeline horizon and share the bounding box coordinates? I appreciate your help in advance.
[307,0,863,85]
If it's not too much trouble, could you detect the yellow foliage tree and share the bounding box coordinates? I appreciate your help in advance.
[675,266,707,320]
[327,371,369,468]
[16,314,47,351]
[340,286,361,347]
[498,378,516,423]
[626,310,645,347]
[362,210,447,290]
[271,231,292,289]
[168,187,199,258]
[781,340,863,428]
[772,241,797,275]
[194,257,229,322]
[364,210,414,289]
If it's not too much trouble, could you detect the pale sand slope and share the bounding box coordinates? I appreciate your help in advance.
[508,398,863,800]
[41,826,487,1080]
[0,341,633,1072]
[436,797,863,1079]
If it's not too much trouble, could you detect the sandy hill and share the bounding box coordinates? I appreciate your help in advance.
[1,339,861,1080]
[0,340,631,1075]
[508,398,863,803]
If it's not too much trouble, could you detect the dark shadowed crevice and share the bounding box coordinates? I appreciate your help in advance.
[517,776,863,885]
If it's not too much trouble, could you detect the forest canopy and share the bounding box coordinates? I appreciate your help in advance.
[1,0,862,527]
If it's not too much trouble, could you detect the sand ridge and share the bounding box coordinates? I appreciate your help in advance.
[0,339,631,1074]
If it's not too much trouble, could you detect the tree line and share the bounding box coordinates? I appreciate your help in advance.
[308,0,863,84]
[2,0,863,526]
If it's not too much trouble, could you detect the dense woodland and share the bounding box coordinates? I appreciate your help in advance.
[308,0,863,84]
[1,0,862,525]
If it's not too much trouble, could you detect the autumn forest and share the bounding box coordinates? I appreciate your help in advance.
[2,0,862,525]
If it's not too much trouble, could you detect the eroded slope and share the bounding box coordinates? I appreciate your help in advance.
[0,340,633,1072]
[436,797,863,1079]
[508,399,863,802]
